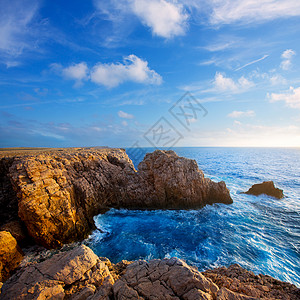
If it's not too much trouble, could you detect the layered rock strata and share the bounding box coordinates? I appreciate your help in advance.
[1,245,299,300]
[0,148,232,248]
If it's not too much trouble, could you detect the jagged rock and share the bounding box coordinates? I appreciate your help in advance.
[0,231,23,282]
[0,245,114,300]
[0,148,232,248]
[6,148,136,248]
[125,150,233,209]
[1,245,299,299]
[244,181,284,199]
[203,264,300,300]
[113,257,218,299]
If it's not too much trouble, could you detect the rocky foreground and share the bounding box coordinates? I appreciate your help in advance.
[0,244,299,300]
[0,147,232,249]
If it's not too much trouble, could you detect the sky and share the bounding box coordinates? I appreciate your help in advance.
[1,0,300,148]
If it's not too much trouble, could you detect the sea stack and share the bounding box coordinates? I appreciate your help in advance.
[244,181,284,199]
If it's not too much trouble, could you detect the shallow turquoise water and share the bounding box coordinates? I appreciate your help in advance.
[86,148,300,286]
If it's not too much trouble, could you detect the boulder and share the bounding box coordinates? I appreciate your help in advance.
[244,181,284,199]
[113,257,218,300]
[0,245,114,300]
[0,231,23,282]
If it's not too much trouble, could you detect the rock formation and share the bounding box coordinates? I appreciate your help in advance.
[0,231,23,282]
[244,181,284,199]
[204,264,299,300]
[0,148,232,248]
[1,245,299,299]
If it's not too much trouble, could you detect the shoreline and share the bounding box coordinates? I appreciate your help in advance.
[0,147,299,298]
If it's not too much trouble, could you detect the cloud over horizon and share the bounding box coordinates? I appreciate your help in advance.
[269,86,300,109]
[228,110,255,118]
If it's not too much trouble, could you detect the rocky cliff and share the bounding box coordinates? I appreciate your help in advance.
[0,147,232,249]
[1,245,298,299]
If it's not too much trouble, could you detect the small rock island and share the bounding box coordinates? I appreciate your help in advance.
[244,181,284,199]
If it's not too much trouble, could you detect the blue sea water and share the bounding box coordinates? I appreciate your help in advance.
[86,147,300,286]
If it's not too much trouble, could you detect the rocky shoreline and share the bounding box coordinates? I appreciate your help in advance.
[0,147,299,299]
[0,147,232,249]
[1,244,299,299]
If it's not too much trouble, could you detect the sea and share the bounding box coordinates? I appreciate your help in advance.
[86,147,300,287]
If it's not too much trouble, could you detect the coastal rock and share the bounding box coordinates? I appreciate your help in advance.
[6,148,135,248]
[1,148,232,248]
[244,181,284,199]
[113,257,218,300]
[0,231,23,282]
[1,245,299,299]
[204,264,300,300]
[0,244,114,300]
[124,150,232,209]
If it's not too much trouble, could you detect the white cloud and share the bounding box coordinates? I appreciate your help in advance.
[0,0,39,56]
[269,74,287,86]
[280,49,296,70]
[202,0,300,25]
[214,72,254,92]
[281,49,296,59]
[132,0,188,38]
[62,62,89,83]
[121,120,128,126]
[90,55,162,88]
[118,110,134,119]
[228,110,255,118]
[93,0,187,39]
[269,86,300,109]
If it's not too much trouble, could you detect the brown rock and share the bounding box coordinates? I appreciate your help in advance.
[1,245,299,300]
[126,150,233,209]
[0,231,23,282]
[244,181,284,199]
[217,287,258,299]
[0,245,114,300]
[0,220,27,242]
[1,148,232,248]
[204,264,300,300]
[113,257,219,300]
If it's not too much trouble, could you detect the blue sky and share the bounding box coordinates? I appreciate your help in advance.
[1,0,300,147]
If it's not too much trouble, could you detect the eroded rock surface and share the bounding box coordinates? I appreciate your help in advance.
[244,181,284,199]
[0,245,114,300]
[113,257,219,300]
[1,246,299,300]
[204,264,300,300]
[1,148,232,248]
[0,231,23,282]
